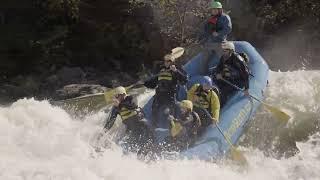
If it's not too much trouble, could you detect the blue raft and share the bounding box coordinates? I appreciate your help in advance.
[143,41,269,160]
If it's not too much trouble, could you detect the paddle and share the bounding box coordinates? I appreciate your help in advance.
[220,78,291,122]
[213,120,248,165]
[199,108,248,164]
[103,82,145,104]
[103,47,186,104]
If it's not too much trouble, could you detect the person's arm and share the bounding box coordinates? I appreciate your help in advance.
[103,107,118,130]
[198,19,210,42]
[213,58,224,78]
[144,75,158,89]
[174,67,189,85]
[191,112,201,135]
[213,15,232,42]
[237,60,250,90]
[209,90,220,122]
[125,96,139,109]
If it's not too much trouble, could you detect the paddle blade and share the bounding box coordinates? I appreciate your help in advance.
[170,121,183,137]
[103,89,115,104]
[230,147,248,166]
[171,47,185,59]
[103,84,144,104]
[263,103,291,122]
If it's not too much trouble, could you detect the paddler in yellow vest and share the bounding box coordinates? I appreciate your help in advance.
[187,76,220,132]
[168,100,201,150]
[144,53,188,128]
[103,86,153,153]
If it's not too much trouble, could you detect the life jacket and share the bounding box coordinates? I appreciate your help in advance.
[238,52,249,64]
[194,86,211,110]
[157,67,174,92]
[208,16,218,32]
[172,111,200,137]
[158,68,173,81]
[221,53,249,80]
[118,97,141,122]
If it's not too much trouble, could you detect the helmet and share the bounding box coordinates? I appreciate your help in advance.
[164,54,175,62]
[180,100,193,111]
[199,76,213,87]
[221,41,235,51]
[114,86,127,96]
[210,1,223,9]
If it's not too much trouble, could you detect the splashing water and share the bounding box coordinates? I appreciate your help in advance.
[0,71,320,180]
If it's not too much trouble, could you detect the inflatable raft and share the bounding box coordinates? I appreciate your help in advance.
[143,41,269,160]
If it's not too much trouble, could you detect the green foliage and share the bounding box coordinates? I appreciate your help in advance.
[250,0,320,32]
[0,0,149,78]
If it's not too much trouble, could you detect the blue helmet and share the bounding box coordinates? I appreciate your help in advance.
[199,76,213,87]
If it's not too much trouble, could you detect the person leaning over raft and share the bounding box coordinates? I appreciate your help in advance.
[167,100,201,151]
[103,86,153,154]
[213,41,250,105]
[198,0,232,62]
[144,53,188,128]
[187,76,220,133]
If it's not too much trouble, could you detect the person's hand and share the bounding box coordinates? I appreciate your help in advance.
[212,118,219,123]
[112,98,120,107]
[215,73,223,80]
[212,32,218,37]
[243,89,250,96]
[168,115,175,121]
[170,65,177,72]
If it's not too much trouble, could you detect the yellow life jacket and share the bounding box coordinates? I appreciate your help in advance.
[119,106,138,121]
[193,88,211,110]
[158,69,173,81]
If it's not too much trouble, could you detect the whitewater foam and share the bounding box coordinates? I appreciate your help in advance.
[0,70,320,180]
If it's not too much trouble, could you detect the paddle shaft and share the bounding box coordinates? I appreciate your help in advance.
[220,78,263,103]
[200,108,235,148]
[214,121,235,148]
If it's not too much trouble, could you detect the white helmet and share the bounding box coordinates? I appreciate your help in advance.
[114,86,127,96]
[221,41,235,51]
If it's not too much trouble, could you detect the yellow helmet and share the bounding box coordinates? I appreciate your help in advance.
[180,100,193,111]
[113,86,127,96]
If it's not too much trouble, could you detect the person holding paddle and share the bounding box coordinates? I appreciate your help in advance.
[214,41,250,105]
[103,86,153,154]
[167,100,201,151]
[144,53,188,129]
[187,76,221,133]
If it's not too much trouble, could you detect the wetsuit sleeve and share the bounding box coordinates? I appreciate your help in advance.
[198,19,210,41]
[175,68,188,85]
[237,59,250,90]
[213,15,232,42]
[214,58,224,75]
[192,112,202,128]
[187,84,199,102]
[104,107,118,130]
[144,75,158,89]
[209,90,220,122]
[125,96,139,109]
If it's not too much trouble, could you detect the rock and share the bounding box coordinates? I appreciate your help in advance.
[55,84,107,99]
[0,76,40,101]
[56,67,85,86]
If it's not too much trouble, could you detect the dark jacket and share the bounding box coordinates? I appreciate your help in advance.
[215,52,250,89]
[144,66,188,98]
[200,13,232,43]
[104,96,143,130]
